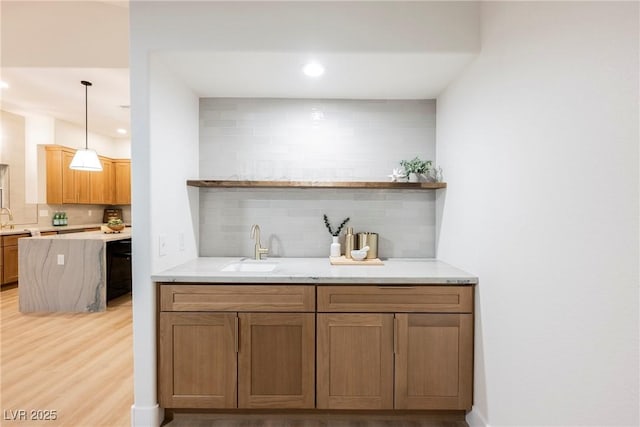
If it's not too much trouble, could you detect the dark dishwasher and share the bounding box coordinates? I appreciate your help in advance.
[106,239,132,301]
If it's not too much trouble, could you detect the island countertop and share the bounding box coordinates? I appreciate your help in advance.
[22,228,131,242]
[152,257,477,285]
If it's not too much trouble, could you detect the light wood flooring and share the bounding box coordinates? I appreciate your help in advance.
[0,285,133,427]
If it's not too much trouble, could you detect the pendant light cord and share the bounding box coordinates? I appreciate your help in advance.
[81,80,92,150]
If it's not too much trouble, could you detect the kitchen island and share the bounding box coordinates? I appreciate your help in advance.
[18,228,131,313]
[153,257,477,414]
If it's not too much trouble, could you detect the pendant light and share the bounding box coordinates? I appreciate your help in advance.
[69,80,103,171]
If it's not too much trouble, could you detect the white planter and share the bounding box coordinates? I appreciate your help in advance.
[408,173,419,183]
[330,236,341,257]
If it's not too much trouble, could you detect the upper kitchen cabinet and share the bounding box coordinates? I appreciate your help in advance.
[45,145,131,205]
[90,157,114,205]
[113,160,131,205]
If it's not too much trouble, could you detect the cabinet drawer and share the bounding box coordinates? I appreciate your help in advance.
[317,285,473,313]
[160,284,315,312]
[2,233,30,247]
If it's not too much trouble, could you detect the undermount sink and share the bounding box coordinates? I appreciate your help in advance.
[221,261,278,273]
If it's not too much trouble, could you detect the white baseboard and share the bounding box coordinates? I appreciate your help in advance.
[466,407,489,427]
[131,403,163,427]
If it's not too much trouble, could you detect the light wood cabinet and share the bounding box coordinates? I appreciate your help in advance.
[45,145,130,205]
[158,284,316,410]
[113,160,131,205]
[238,313,315,408]
[90,157,113,205]
[317,285,474,411]
[158,283,474,412]
[1,233,30,285]
[395,313,473,410]
[159,312,237,408]
[317,313,394,409]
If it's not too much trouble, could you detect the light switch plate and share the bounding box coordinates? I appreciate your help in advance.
[39,210,49,217]
[57,254,64,265]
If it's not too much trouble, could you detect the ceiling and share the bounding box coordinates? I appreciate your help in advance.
[1,1,481,139]
[1,68,130,139]
[161,51,476,99]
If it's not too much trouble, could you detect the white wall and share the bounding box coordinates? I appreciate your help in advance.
[436,2,639,426]
[54,119,129,159]
[129,4,200,420]
[149,56,199,273]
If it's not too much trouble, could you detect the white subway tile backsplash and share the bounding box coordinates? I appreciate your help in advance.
[199,188,436,258]
[199,98,438,258]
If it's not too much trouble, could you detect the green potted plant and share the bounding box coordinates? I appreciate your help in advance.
[400,157,432,182]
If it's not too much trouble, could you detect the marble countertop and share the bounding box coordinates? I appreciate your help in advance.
[22,228,131,242]
[1,223,131,237]
[152,257,478,285]
[1,223,103,236]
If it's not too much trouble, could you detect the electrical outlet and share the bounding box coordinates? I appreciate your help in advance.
[178,232,185,252]
[39,210,49,217]
[158,234,167,257]
[57,254,64,265]
[88,210,92,216]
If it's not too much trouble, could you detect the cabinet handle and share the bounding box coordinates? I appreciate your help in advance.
[234,316,239,353]
[393,317,398,355]
[377,286,415,289]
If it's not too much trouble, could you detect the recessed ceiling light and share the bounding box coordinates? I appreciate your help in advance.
[0,81,9,90]
[116,128,127,135]
[303,62,325,78]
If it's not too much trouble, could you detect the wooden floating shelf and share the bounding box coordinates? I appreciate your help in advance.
[187,180,447,190]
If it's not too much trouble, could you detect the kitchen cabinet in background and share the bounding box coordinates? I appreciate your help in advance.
[1,233,30,286]
[113,160,131,205]
[45,145,131,205]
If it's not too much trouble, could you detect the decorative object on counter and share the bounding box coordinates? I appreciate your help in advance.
[103,208,123,223]
[330,236,341,257]
[106,218,125,232]
[344,227,355,259]
[387,168,407,182]
[69,80,103,172]
[399,156,432,182]
[322,214,350,236]
[52,212,68,226]
[323,214,349,257]
[357,232,378,259]
[329,255,384,265]
[350,246,369,261]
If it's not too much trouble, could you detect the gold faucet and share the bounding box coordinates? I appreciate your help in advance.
[250,224,269,260]
[0,207,14,230]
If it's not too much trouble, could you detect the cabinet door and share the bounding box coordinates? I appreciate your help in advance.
[76,170,91,204]
[90,158,111,204]
[45,148,63,204]
[114,161,131,205]
[238,313,314,408]
[102,159,114,204]
[2,244,18,285]
[317,313,393,409]
[395,313,473,410]
[159,312,237,408]
[62,151,77,203]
